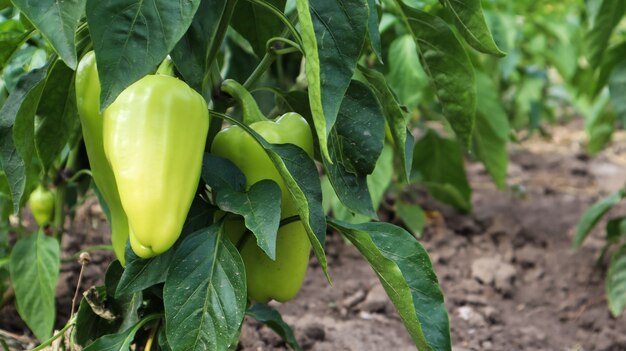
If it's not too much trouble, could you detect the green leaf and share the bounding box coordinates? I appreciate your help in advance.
[11,0,85,68]
[295,0,368,162]
[0,63,49,212]
[231,0,286,58]
[247,304,302,351]
[76,262,143,346]
[9,231,60,341]
[357,65,413,182]
[0,19,33,70]
[75,286,119,346]
[171,0,231,93]
[396,2,476,146]
[386,34,428,108]
[573,190,626,249]
[164,225,247,351]
[442,0,504,57]
[396,202,426,237]
[366,0,382,61]
[585,0,626,68]
[609,60,626,126]
[116,244,174,297]
[83,314,161,351]
[472,71,509,189]
[35,59,79,172]
[86,0,201,109]
[324,80,385,219]
[202,154,281,259]
[607,244,626,317]
[333,80,385,176]
[413,130,472,212]
[594,41,626,98]
[329,219,451,351]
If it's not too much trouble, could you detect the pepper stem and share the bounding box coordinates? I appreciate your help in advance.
[221,79,268,125]
[156,56,175,77]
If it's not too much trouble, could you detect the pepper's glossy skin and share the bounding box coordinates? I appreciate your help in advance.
[103,75,209,258]
[212,113,314,302]
[75,51,129,265]
[28,185,54,226]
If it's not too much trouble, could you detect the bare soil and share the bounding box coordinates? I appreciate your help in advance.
[3,123,626,351]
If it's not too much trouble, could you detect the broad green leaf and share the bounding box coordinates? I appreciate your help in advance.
[472,72,509,189]
[607,244,626,317]
[366,0,382,61]
[310,0,368,132]
[75,286,119,346]
[210,113,329,280]
[594,42,626,98]
[83,314,161,351]
[0,19,33,70]
[11,0,85,68]
[357,65,413,182]
[0,63,49,212]
[413,130,472,212]
[9,231,60,341]
[295,0,368,162]
[396,202,426,237]
[585,0,626,68]
[330,219,450,351]
[231,0,286,58]
[573,190,626,249]
[35,60,79,172]
[164,225,247,351]
[442,0,504,57]
[116,244,175,297]
[396,2,476,146]
[171,0,231,93]
[86,0,201,109]
[609,60,626,126]
[202,154,281,259]
[247,304,302,351]
[104,261,142,333]
[2,46,47,93]
[324,80,385,219]
[76,262,143,346]
[332,80,385,176]
[386,34,428,109]
[330,143,393,224]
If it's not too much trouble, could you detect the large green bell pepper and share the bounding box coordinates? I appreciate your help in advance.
[212,112,314,302]
[76,51,129,265]
[103,75,209,258]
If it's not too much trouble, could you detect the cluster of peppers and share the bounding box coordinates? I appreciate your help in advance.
[73,52,312,302]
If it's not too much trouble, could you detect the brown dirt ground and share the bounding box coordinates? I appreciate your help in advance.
[2,122,626,351]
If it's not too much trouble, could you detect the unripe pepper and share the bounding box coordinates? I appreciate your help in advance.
[212,111,314,302]
[75,51,129,265]
[28,185,54,226]
[103,75,209,258]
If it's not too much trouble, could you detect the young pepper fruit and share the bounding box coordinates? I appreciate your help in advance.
[212,112,314,303]
[28,185,54,226]
[76,51,130,265]
[104,74,209,258]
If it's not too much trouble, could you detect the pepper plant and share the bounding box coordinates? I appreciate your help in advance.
[0,0,507,350]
